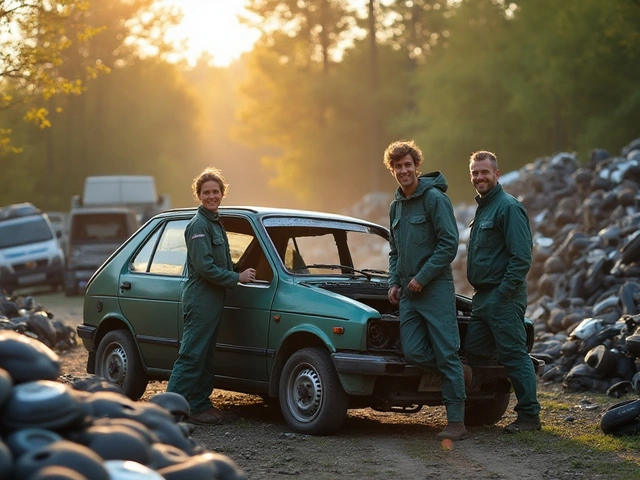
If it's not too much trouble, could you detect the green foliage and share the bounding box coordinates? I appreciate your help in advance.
[0,0,104,151]
[237,0,640,207]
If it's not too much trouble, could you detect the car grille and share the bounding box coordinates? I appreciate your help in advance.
[13,259,48,272]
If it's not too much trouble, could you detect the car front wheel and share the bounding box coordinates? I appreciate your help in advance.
[279,347,348,435]
[95,330,148,401]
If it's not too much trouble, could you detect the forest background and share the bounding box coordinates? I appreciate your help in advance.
[1,0,639,214]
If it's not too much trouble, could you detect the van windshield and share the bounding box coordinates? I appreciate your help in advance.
[0,216,54,249]
[70,213,129,243]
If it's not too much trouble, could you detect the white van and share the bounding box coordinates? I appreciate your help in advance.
[0,203,65,292]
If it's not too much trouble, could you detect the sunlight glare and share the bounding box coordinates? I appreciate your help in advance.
[161,0,260,67]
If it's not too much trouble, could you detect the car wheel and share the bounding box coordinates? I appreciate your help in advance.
[465,392,511,425]
[95,330,148,401]
[279,347,348,435]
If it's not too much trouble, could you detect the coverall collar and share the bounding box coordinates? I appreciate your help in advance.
[198,204,221,222]
[475,182,503,206]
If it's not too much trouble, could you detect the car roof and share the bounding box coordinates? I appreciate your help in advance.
[156,206,386,230]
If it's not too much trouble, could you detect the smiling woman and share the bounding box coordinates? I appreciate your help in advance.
[161,0,260,66]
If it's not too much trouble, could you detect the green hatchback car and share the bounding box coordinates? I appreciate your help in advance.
[78,206,542,435]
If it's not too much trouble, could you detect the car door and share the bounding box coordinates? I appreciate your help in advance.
[215,215,277,382]
[118,219,189,371]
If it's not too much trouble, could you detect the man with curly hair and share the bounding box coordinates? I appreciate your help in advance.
[384,140,469,441]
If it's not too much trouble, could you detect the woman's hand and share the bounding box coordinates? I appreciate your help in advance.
[239,268,256,283]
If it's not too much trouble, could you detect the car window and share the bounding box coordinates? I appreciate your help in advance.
[70,213,130,243]
[223,216,274,283]
[347,231,390,271]
[0,216,53,249]
[228,232,254,264]
[285,234,340,274]
[148,220,189,276]
[131,228,162,272]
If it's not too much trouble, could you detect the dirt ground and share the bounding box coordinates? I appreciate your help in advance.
[41,291,640,480]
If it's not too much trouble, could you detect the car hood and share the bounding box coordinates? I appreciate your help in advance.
[271,276,392,321]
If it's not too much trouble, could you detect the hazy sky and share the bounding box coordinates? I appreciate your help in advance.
[161,0,261,66]
[161,0,372,66]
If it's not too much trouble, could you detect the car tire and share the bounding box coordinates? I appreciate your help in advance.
[465,392,511,425]
[600,399,640,434]
[95,330,148,401]
[64,284,77,297]
[278,347,348,435]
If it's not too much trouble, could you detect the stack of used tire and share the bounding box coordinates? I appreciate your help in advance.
[0,330,246,479]
[0,294,77,352]
[600,398,640,437]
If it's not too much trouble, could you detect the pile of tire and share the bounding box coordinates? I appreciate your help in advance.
[600,399,640,437]
[0,330,246,479]
[0,294,77,352]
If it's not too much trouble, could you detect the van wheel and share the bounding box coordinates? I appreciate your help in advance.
[465,393,511,425]
[95,330,148,400]
[279,348,348,435]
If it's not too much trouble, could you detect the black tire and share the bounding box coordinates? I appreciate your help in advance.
[465,393,511,426]
[600,399,640,434]
[64,284,77,297]
[278,347,348,435]
[95,330,148,401]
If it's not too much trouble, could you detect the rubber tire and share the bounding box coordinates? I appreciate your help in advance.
[465,392,511,426]
[95,330,148,401]
[600,399,640,434]
[64,284,77,297]
[278,347,348,435]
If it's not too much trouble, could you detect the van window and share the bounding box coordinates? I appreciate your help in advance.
[70,214,129,243]
[0,216,53,249]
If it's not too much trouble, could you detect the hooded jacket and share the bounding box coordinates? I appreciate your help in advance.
[388,172,458,290]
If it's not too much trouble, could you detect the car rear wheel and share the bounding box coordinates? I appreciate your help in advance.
[279,347,348,435]
[95,330,148,401]
[465,392,511,425]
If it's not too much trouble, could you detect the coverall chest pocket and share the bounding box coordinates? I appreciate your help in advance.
[211,237,227,265]
[476,220,501,248]
[408,214,432,245]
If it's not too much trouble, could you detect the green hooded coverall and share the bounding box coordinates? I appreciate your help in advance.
[166,205,239,415]
[465,183,540,420]
[389,172,467,423]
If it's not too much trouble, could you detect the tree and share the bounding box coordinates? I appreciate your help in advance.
[238,0,358,209]
[0,0,103,152]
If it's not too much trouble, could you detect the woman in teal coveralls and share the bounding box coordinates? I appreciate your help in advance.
[167,168,255,425]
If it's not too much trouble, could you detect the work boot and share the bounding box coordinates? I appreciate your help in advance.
[188,407,238,426]
[436,422,469,441]
[504,415,541,434]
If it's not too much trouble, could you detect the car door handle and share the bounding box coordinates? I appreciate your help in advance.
[120,282,132,290]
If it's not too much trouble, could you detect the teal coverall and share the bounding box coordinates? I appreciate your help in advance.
[166,205,239,415]
[465,183,541,421]
[389,172,467,423]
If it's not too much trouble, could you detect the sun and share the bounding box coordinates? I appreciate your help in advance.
[161,0,260,67]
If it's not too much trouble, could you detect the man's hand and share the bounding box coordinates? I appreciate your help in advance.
[388,285,401,305]
[239,268,256,283]
[407,278,423,293]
